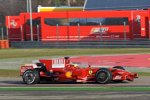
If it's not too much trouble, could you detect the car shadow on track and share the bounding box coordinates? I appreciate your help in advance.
[0,79,130,86]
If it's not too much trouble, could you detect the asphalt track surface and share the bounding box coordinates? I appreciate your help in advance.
[0,91,150,100]
[0,77,150,100]
[0,76,150,87]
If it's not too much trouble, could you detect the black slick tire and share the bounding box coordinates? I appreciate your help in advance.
[95,68,112,84]
[22,69,40,84]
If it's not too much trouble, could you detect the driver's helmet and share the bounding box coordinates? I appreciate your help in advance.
[70,63,78,68]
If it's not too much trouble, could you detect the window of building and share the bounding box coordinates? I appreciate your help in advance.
[86,18,105,25]
[103,18,128,25]
[44,18,68,26]
[69,18,128,26]
[69,18,79,25]
[26,19,41,26]
[44,17,128,26]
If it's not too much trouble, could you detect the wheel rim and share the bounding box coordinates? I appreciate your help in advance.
[24,71,35,84]
[97,72,108,82]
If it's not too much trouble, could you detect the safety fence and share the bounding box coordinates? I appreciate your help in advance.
[10,40,150,48]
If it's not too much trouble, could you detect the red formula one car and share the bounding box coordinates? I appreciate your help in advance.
[20,57,138,84]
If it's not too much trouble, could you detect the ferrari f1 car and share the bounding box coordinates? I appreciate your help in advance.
[20,57,138,84]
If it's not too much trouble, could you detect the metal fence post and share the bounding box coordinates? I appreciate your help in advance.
[6,27,9,40]
[123,21,127,41]
[56,24,59,41]
[20,25,24,41]
[29,0,33,41]
[1,27,4,40]
[37,25,40,41]
[99,22,102,41]
[77,23,80,40]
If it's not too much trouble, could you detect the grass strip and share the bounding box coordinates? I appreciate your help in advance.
[137,72,150,76]
[0,69,19,77]
[0,87,150,91]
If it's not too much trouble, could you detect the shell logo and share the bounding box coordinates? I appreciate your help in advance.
[89,70,93,75]
[65,71,72,78]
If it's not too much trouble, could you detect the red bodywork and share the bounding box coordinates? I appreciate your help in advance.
[6,9,150,41]
[20,57,138,83]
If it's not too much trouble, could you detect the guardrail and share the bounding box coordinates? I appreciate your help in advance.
[10,40,150,48]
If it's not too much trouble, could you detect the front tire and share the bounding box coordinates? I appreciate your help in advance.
[22,69,40,84]
[95,68,112,84]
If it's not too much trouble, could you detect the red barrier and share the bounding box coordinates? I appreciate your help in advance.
[0,40,9,49]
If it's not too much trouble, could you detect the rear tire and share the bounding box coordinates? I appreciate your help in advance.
[95,68,112,84]
[22,69,40,84]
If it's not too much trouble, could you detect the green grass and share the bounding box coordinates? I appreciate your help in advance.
[0,48,150,59]
[0,69,20,77]
[0,87,150,91]
[138,72,150,76]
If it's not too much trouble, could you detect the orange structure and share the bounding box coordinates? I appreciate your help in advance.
[0,40,9,49]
